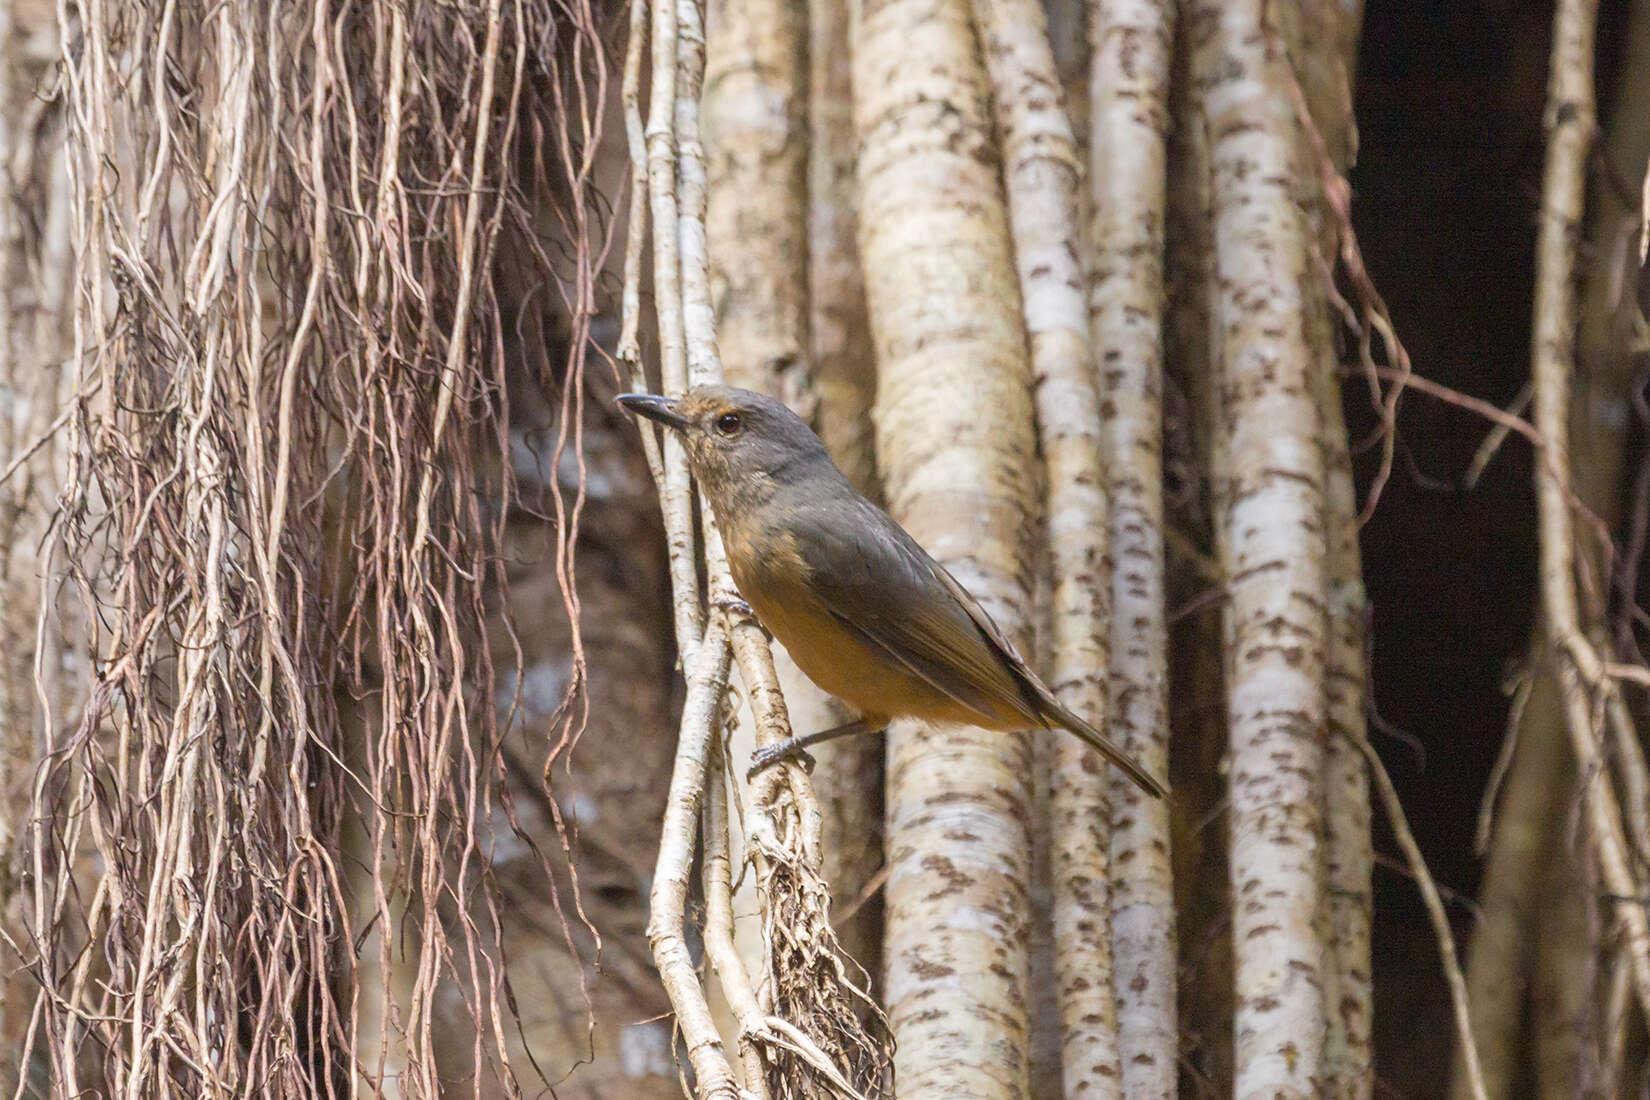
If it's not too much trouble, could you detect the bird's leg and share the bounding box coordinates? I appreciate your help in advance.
[746,717,886,781]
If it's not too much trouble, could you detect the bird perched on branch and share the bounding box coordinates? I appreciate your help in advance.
[617,385,1168,799]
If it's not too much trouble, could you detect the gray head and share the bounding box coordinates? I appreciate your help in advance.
[616,385,837,502]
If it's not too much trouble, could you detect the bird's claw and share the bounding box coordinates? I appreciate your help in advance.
[712,596,755,620]
[746,740,816,782]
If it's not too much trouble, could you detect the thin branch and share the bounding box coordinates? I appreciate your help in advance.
[1342,730,1488,1100]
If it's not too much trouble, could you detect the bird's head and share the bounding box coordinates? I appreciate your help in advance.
[616,385,834,505]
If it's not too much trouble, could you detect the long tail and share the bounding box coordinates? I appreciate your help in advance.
[1046,702,1169,799]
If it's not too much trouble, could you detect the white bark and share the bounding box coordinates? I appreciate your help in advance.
[970,0,1126,1092]
[1089,2,1178,1096]
[1191,2,1330,1095]
[646,618,742,1100]
[855,0,1040,1092]
[802,0,886,977]
[808,0,879,498]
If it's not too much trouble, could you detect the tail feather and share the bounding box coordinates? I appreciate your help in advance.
[1045,701,1169,800]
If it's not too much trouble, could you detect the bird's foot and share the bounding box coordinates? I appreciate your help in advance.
[746,738,816,782]
[713,596,771,639]
[712,596,755,620]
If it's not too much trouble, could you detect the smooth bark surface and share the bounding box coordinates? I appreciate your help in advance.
[973,0,1129,1092]
[855,0,1041,1092]
[1088,2,1178,1096]
[1191,2,1331,1095]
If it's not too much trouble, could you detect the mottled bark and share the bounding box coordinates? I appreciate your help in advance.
[705,0,808,405]
[702,0,813,1021]
[1311,288,1374,1100]
[1190,2,1331,1096]
[1291,3,1373,1095]
[854,0,1040,1092]
[1088,2,1178,1097]
[1163,4,1232,1084]
[808,0,879,501]
[971,0,1125,1093]
[1313,319,1374,1100]
[703,0,885,1001]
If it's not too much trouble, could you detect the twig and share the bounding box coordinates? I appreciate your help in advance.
[1475,669,1534,854]
[831,864,890,930]
[1343,730,1489,1100]
[645,0,705,663]
[1281,38,1413,526]
[1463,381,1535,491]
[0,396,76,495]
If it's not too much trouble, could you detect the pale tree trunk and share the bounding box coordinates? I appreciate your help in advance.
[970,0,1125,1094]
[1291,3,1374,1095]
[1313,301,1375,1100]
[705,0,808,409]
[1191,4,1331,1099]
[1163,4,1235,1086]
[703,0,886,995]
[1087,3,1178,1097]
[808,0,880,501]
[855,0,1040,1093]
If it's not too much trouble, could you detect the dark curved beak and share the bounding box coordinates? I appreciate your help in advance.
[616,392,692,433]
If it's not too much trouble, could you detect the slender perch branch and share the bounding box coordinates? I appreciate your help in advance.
[647,616,742,1099]
[630,2,885,1092]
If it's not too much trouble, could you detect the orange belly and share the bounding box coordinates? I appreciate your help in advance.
[738,570,1009,730]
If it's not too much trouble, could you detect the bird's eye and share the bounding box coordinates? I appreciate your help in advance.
[715,411,744,437]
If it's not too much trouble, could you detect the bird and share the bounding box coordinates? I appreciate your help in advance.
[616,384,1168,799]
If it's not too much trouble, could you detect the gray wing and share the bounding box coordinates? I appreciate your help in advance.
[790,497,1045,729]
[791,496,1169,799]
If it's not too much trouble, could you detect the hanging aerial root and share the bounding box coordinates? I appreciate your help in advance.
[30,0,617,1093]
